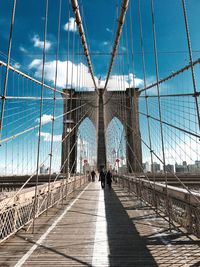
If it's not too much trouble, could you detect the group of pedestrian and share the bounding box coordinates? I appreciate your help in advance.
[89,169,113,189]
[99,169,112,189]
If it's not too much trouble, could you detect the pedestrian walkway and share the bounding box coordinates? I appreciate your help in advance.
[0,182,199,267]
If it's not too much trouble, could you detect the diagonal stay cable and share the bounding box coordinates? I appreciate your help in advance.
[111,106,200,204]
[0,105,92,212]
[0,103,87,144]
[0,0,16,139]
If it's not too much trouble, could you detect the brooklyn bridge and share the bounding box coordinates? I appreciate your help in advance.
[0,0,200,266]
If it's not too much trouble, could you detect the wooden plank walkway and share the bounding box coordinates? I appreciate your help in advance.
[0,182,200,267]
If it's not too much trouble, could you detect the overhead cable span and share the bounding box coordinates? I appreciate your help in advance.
[71,0,98,92]
[104,0,129,91]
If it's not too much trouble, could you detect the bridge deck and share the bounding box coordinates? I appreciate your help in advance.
[0,182,199,267]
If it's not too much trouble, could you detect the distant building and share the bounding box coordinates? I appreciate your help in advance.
[175,163,186,173]
[142,162,150,173]
[40,164,46,174]
[151,162,160,173]
[195,160,200,168]
[188,164,197,173]
[165,164,174,173]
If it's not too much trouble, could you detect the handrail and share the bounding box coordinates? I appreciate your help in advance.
[0,175,88,243]
[116,175,200,238]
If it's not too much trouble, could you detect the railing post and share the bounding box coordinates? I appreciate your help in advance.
[185,195,193,234]
[13,205,18,233]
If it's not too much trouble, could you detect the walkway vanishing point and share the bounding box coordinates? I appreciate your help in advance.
[1,0,200,266]
[0,180,200,267]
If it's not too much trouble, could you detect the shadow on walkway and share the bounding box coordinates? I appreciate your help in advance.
[104,187,158,267]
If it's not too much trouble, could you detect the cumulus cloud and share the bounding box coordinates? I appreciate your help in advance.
[63,17,77,32]
[19,46,28,53]
[29,58,143,90]
[29,59,97,90]
[101,73,144,90]
[39,132,62,142]
[32,34,52,50]
[36,114,53,125]
[29,59,42,69]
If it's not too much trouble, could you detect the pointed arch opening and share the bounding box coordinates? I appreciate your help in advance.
[106,117,127,173]
[77,117,97,173]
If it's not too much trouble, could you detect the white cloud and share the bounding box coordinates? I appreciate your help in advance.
[29,59,97,90]
[32,34,52,50]
[139,76,171,96]
[29,58,143,91]
[36,114,53,125]
[39,132,62,142]
[29,59,42,69]
[63,17,77,32]
[102,73,144,90]
[13,62,21,69]
[103,41,109,46]
[28,59,42,69]
[106,28,112,33]
[19,46,28,53]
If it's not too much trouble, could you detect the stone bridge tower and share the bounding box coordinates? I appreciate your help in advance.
[61,88,142,174]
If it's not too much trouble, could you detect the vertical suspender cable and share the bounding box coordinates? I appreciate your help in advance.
[138,0,156,208]
[32,0,49,233]
[150,0,171,228]
[0,0,17,139]
[128,0,135,89]
[66,0,70,87]
[47,0,62,211]
[181,0,200,130]
[71,19,76,88]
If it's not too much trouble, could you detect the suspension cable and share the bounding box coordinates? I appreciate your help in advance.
[32,0,49,232]
[71,0,98,93]
[104,0,129,91]
[47,0,62,212]
[0,0,17,139]
[181,0,200,131]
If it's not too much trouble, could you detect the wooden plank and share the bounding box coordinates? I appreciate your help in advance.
[0,182,199,266]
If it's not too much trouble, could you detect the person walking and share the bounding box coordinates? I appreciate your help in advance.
[106,170,112,189]
[91,170,96,182]
[99,170,105,189]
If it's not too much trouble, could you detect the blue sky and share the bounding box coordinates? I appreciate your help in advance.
[0,0,200,175]
[1,0,200,79]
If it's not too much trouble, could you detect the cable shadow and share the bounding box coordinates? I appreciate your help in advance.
[106,186,200,266]
[190,261,200,267]
[16,234,93,267]
[104,187,158,267]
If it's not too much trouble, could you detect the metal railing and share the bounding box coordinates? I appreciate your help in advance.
[115,175,200,238]
[0,175,88,244]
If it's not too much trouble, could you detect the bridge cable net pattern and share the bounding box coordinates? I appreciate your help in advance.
[0,0,199,242]
[104,0,200,237]
[0,0,97,242]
